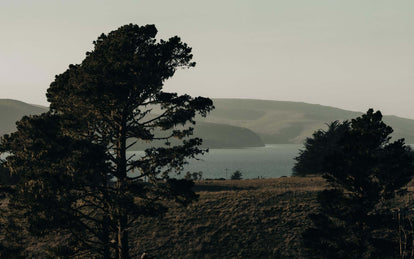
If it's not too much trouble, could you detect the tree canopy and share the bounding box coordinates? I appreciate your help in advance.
[1,24,213,258]
[301,109,414,258]
[293,120,349,176]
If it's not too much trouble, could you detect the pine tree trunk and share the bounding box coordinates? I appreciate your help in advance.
[117,120,129,259]
[117,214,129,259]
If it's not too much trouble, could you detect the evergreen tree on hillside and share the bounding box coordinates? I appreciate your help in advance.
[0,162,18,186]
[1,113,112,257]
[231,170,242,180]
[293,121,349,176]
[302,109,414,258]
[1,24,213,258]
[0,161,23,258]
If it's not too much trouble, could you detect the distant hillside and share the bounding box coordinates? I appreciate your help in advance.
[128,121,264,150]
[0,99,263,149]
[194,121,264,148]
[199,99,414,144]
[0,99,48,135]
[2,98,414,146]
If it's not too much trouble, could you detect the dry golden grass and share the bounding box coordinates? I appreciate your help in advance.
[129,176,327,258]
[3,177,328,258]
[8,176,411,258]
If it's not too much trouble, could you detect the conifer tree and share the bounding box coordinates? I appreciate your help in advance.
[293,121,349,176]
[1,113,112,257]
[302,109,414,258]
[1,24,213,258]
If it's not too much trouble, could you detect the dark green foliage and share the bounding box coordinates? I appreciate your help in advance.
[0,205,25,259]
[293,121,349,176]
[1,113,112,256]
[302,109,414,258]
[1,24,213,258]
[0,162,18,186]
[303,190,396,259]
[231,170,242,180]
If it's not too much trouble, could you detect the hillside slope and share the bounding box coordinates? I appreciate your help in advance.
[128,121,264,150]
[200,99,414,143]
[0,99,263,149]
[0,99,48,135]
[2,98,414,145]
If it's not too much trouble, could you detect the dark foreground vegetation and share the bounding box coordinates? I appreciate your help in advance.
[294,109,414,258]
[1,177,414,258]
[0,177,323,258]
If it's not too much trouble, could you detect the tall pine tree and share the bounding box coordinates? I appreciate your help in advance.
[1,24,213,258]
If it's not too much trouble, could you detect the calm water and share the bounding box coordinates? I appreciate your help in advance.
[128,144,302,179]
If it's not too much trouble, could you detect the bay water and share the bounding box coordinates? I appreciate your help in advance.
[128,144,302,179]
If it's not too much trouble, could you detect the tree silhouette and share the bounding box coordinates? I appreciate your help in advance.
[231,170,242,180]
[293,121,349,176]
[0,162,18,186]
[0,160,23,258]
[302,109,414,258]
[1,24,213,258]
[1,113,112,257]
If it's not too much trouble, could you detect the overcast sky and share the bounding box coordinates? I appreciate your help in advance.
[1,0,414,118]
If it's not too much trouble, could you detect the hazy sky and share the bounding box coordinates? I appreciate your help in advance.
[1,1,414,118]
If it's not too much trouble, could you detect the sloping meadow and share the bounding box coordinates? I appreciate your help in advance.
[3,176,413,258]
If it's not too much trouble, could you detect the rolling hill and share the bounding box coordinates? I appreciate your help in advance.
[1,98,414,146]
[200,98,414,144]
[0,99,48,135]
[0,99,263,149]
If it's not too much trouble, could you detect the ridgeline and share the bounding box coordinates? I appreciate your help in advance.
[2,98,414,147]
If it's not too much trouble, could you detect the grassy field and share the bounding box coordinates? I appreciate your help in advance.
[131,177,414,258]
[5,176,414,258]
[130,177,327,258]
